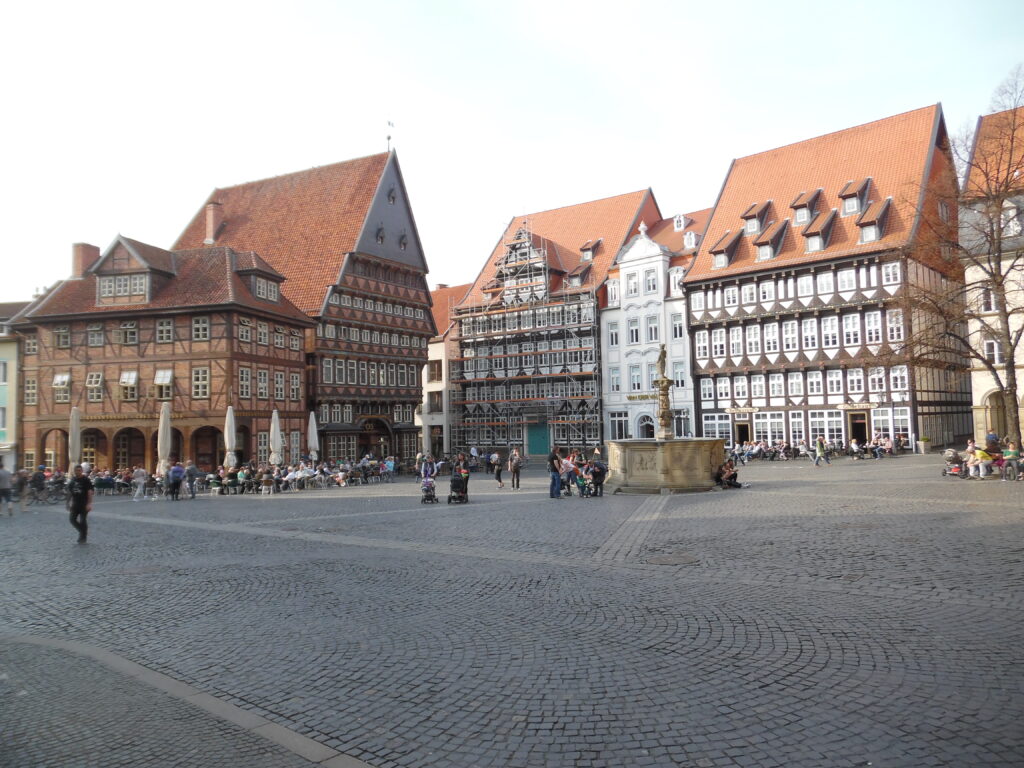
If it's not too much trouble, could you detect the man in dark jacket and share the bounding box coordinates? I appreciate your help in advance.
[67,465,94,543]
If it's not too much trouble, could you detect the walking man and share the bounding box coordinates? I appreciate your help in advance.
[132,465,147,500]
[67,465,94,543]
[548,446,562,499]
[813,436,831,467]
[185,460,201,499]
[0,460,13,516]
[508,449,522,490]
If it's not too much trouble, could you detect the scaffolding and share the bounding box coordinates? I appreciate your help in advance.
[449,224,602,456]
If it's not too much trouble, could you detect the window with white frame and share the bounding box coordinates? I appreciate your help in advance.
[806,371,823,394]
[712,375,730,401]
[322,358,333,383]
[750,375,766,397]
[730,326,743,356]
[192,367,210,399]
[672,314,684,339]
[702,413,731,441]
[847,368,864,393]
[984,338,1004,364]
[753,411,785,443]
[808,409,843,442]
[887,310,904,342]
[87,324,103,346]
[290,373,300,400]
[797,275,813,296]
[860,224,879,243]
[257,432,269,464]
[86,372,104,402]
[759,281,775,302]
[238,368,251,398]
[893,407,911,439]
[24,377,37,405]
[790,412,805,444]
[763,324,779,353]
[826,369,843,394]
[733,375,748,398]
[609,367,621,392]
[645,315,659,343]
[608,323,619,347]
[629,365,642,392]
[609,411,630,440]
[711,328,726,356]
[746,325,761,355]
[673,362,687,388]
[787,372,804,396]
[607,280,619,304]
[782,321,798,351]
[700,378,714,400]
[54,326,70,348]
[821,316,838,347]
[626,273,639,297]
[816,272,834,294]
[628,318,640,344]
[192,316,210,341]
[274,371,285,399]
[838,269,856,291]
[741,284,756,304]
[644,269,657,294]
[864,311,882,344]
[768,373,784,396]
[842,314,861,345]
[724,286,738,306]
[690,292,704,311]
[257,322,269,345]
[647,364,658,391]
[980,287,996,313]
[889,365,908,390]
[881,263,900,285]
[868,367,886,393]
[257,369,268,398]
[332,404,342,422]
[695,330,709,358]
[157,318,175,343]
[806,235,823,253]
[802,318,818,349]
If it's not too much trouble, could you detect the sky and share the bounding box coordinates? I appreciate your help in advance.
[1,0,1021,303]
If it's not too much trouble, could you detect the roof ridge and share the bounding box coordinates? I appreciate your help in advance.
[514,188,648,219]
[213,152,390,194]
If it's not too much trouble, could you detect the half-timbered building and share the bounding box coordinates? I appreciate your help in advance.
[14,238,313,471]
[686,105,972,449]
[174,152,437,461]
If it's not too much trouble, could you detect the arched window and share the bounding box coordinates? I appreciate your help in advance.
[637,414,655,439]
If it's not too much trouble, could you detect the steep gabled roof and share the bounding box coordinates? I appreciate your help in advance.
[687,104,943,282]
[429,283,473,339]
[173,153,390,314]
[965,105,1024,199]
[0,301,30,321]
[459,190,655,308]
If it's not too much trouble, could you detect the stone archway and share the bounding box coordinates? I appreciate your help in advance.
[637,415,656,440]
[40,428,69,471]
[191,427,224,473]
[111,428,146,471]
[357,418,393,459]
[150,428,185,466]
[80,428,109,470]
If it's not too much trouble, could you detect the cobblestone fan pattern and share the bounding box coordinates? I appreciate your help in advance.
[1,642,315,768]
[1,456,1022,767]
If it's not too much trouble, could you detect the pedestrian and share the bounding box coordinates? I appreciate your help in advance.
[0,460,13,516]
[185,460,201,499]
[494,452,504,488]
[168,461,185,500]
[132,465,147,500]
[813,436,831,467]
[67,464,94,544]
[590,458,606,497]
[508,449,522,490]
[15,469,28,514]
[548,446,562,499]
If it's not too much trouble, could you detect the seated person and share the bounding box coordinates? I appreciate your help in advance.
[714,460,742,489]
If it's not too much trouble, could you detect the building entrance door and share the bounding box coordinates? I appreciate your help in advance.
[734,423,750,445]
[527,423,548,457]
[848,411,868,444]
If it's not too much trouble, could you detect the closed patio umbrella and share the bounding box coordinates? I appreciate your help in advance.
[307,411,320,463]
[68,406,81,470]
[269,409,283,466]
[224,406,238,468]
[157,401,172,477]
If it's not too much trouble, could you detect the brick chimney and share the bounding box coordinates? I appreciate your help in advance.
[436,283,449,289]
[71,243,100,278]
[204,202,223,245]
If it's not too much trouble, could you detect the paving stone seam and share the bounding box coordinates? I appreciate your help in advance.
[592,495,669,563]
[0,632,377,768]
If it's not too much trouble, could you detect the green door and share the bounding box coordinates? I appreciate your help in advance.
[527,423,549,457]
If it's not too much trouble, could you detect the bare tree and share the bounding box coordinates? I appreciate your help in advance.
[893,65,1024,446]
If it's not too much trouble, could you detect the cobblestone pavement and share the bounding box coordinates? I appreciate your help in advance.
[1,456,1021,767]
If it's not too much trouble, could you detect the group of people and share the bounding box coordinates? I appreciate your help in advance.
[546,447,607,499]
[960,433,1021,480]
[415,449,526,491]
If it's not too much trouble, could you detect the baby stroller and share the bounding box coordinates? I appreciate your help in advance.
[575,473,594,498]
[942,448,968,478]
[420,476,438,504]
[448,470,469,504]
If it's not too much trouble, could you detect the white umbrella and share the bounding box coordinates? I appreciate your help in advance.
[224,406,238,468]
[269,409,283,466]
[307,411,320,462]
[68,406,81,470]
[157,401,172,477]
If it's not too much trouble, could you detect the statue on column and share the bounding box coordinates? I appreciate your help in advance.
[655,343,673,439]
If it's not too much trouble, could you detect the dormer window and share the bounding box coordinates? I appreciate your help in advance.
[741,201,770,236]
[856,198,891,244]
[745,219,759,235]
[790,189,821,228]
[753,220,787,261]
[802,209,837,253]
[757,245,773,260]
[713,253,729,269]
[683,231,697,249]
[806,235,823,253]
[839,178,870,216]
[399,234,408,251]
[387,186,397,204]
[579,238,601,261]
[673,215,686,232]
[254,277,279,302]
[1002,200,1022,237]
[376,228,385,244]
[795,208,810,225]
[709,229,742,269]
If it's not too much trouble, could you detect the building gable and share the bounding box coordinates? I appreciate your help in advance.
[353,153,429,272]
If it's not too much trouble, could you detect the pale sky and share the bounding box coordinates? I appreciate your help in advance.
[1,0,1020,303]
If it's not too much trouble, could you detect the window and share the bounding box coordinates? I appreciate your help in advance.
[847,368,864,393]
[257,369,269,398]
[239,368,251,398]
[842,314,861,346]
[807,371,822,395]
[794,276,812,298]
[25,377,37,405]
[759,282,775,302]
[713,253,728,269]
[648,364,658,391]
[782,321,798,352]
[24,336,38,354]
[724,286,738,306]
[938,200,950,222]
[54,326,70,348]
[816,272,834,294]
[626,273,639,297]
[711,329,726,357]
[890,365,908,391]
[864,311,882,344]
[607,323,619,347]
[821,316,838,347]
[117,370,137,401]
[155,369,173,400]
[609,367,621,393]
[700,378,714,400]
[695,330,709,358]
[750,375,765,398]
[802,318,818,349]
[805,235,823,253]
[191,367,210,399]
[733,376,747,398]
[795,207,810,225]
[753,412,786,443]
[860,224,879,243]
[157,319,174,343]
[768,373,784,396]
[738,284,754,304]
[690,292,705,311]
[881,263,900,285]
[673,362,687,388]
[99,277,114,297]
[837,269,856,291]
[274,331,285,348]
[290,334,301,351]
[645,316,659,343]
[118,320,138,345]
[746,325,761,355]
[85,372,103,401]
[984,339,1004,364]
[887,310,904,342]
[644,269,657,294]
[763,324,779,353]
[827,370,843,394]
[192,316,210,341]
[808,409,844,443]
[130,274,147,295]
[629,365,642,392]
[868,367,886,392]
[843,196,861,215]
[609,412,630,440]
[702,413,731,441]
[607,280,619,305]
[757,244,773,261]
[671,314,684,340]
[980,287,996,313]
[730,326,743,356]
[87,324,103,346]
[256,322,269,345]
[745,217,760,235]
[627,318,640,345]
[790,412,805,444]
[716,377,731,401]
[274,371,285,400]
[114,275,130,296]
[322,357,333,384]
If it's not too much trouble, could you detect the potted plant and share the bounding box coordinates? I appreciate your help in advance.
[916,436,931,454]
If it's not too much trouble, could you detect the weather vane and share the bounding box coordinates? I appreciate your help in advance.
[387,121,394,152]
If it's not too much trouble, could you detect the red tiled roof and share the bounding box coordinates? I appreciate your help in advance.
[173,153,389,314]
[647,208,712,253]
[115,236,178,274]
[22,246,311,324]
[687,105,943,282]
[0,301,30,320]
[429,283,472,338]
[459,190,655,309]
[965,106,1024,198]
